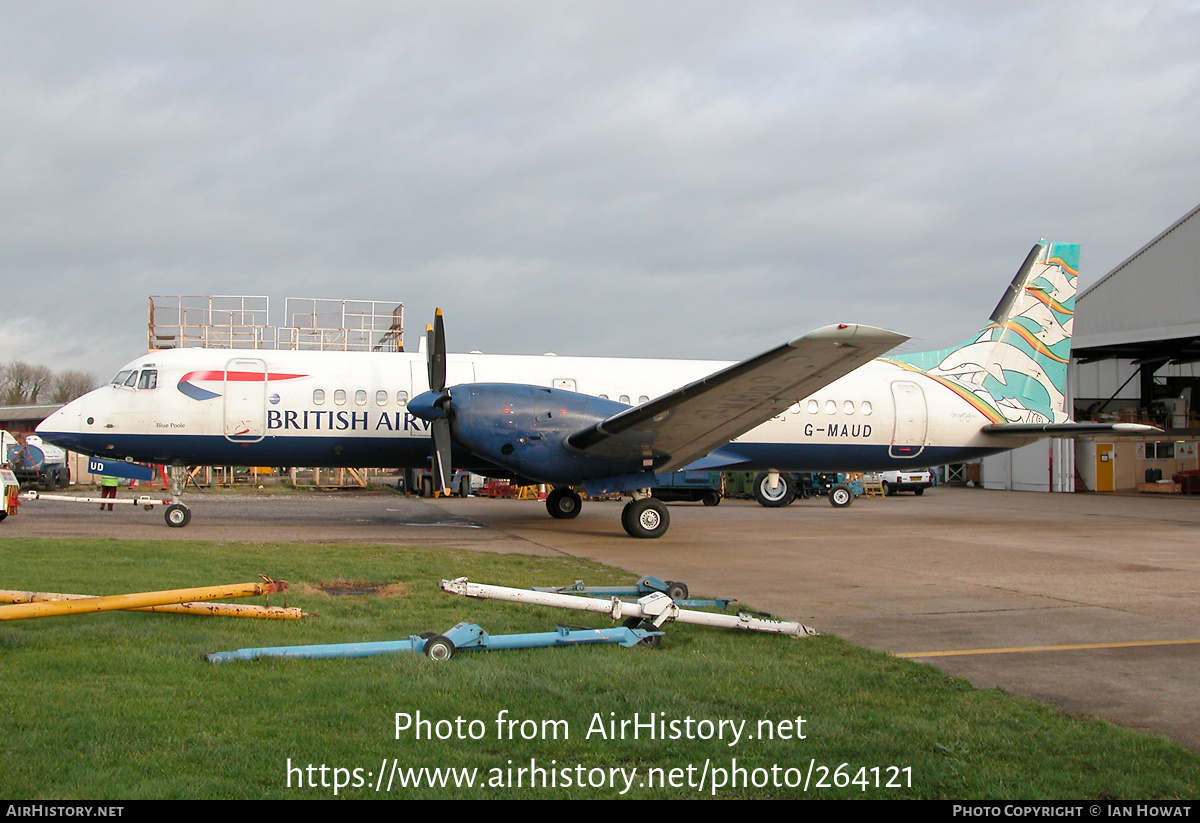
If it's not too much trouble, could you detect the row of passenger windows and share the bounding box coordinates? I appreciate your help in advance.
[313,389,410,407]
[796,399,873,416]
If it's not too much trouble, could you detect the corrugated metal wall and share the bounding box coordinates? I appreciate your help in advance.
[1075,204,1200,348]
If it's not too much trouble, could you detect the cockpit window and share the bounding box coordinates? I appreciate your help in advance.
[123,371,139,388]
[111,370,133,386]
[137,370,158,390]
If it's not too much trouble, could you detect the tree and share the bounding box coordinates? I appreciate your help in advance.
[2,361,54,405]
[50,370,98,403]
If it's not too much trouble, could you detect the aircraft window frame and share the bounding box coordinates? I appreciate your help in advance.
[843,400,854,415]
[619,395,630,405]
[138,370,158,390]
[313,389,325,405]
[355,389,367,406]
[111,370,134,387]
[861,401,873,416]
[824,400,837,415]
[376,390,388,406]
[396,391,408,405]
[124,371,139,388]
[334,389,346,406]
[638,395,649,404]
[806,399,819,414]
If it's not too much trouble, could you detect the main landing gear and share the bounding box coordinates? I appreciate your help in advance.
[544,486,671,539]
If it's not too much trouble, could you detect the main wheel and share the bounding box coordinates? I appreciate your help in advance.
[752,472,795,507]
[423,635,455,661]
[164,503,191,527]
[621,498,670,539]
[701,490,721,507]
[546,488,582,519]
[829,484,854,508]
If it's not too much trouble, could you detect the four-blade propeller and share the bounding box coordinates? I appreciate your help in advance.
[409,309,454,496]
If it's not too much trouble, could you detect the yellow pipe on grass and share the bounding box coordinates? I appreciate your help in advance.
[0,589,308,619]
[0,579,288,621]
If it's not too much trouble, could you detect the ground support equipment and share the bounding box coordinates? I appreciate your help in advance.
[19,490,191,527]
[531,576,736,609]
[204,621,662,663]
[440,578,817,638]
[0,578,288,621]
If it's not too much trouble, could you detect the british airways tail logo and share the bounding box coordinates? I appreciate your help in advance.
[177,370,307,401]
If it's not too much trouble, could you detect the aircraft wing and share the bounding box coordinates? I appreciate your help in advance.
[567,324,908,472]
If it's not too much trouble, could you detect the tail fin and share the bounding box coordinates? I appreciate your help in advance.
[890,241,1078,425]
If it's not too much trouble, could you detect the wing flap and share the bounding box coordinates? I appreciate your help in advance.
[568,324,907,471]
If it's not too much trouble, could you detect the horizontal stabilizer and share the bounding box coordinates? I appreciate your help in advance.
[982,422,1162,436]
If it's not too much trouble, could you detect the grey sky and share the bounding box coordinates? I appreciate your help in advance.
[3,1,1200,378]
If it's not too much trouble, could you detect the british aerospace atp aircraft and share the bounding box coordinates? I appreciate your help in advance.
[38,241,1149,537]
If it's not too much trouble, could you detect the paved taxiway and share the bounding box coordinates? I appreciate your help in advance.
[7,486,1200,750]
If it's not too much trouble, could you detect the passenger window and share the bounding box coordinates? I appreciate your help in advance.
[598,394,609,400]
[376,390,388,405]
[138,370,158,390]
[825,400,837,415]
[843,400,854,415]
[313,389,325,405]
[638,395,649,404]
[396,391,409,405]
[861,401,873,416]
[334,389,346,405]
[355,390,367,405]
[807,399,819,414]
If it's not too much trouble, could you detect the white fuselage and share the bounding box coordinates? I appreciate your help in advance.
[38,346,1019,475]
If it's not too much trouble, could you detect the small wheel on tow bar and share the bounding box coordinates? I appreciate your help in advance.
[164,503,191,528]
[664,580,689,600]
[423,634,456,661]
[623,617,662,648]
[621,498,670,539]
[545,487,582,519]
[828,484,854,508]
[752,472,795,507]
[632,620,662,648]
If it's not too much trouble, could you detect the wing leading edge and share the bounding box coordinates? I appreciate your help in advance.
[568,324,908,472]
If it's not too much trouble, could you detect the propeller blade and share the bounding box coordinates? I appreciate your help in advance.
[431,418,453,496]
[428,308,446,394]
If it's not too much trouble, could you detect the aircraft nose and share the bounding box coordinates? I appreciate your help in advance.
[36,400,84,450]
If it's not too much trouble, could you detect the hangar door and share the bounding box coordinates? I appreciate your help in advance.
[223,358,268,442]
[889,381,927,459]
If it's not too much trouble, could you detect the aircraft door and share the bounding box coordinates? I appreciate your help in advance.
[223,358,268,442]
[889,380,927,459]
[1095,443,1115,492]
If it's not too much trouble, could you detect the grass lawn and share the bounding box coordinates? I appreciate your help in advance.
[1,537,1198,799]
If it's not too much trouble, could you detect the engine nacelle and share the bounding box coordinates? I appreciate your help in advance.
[445,383,653,486]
